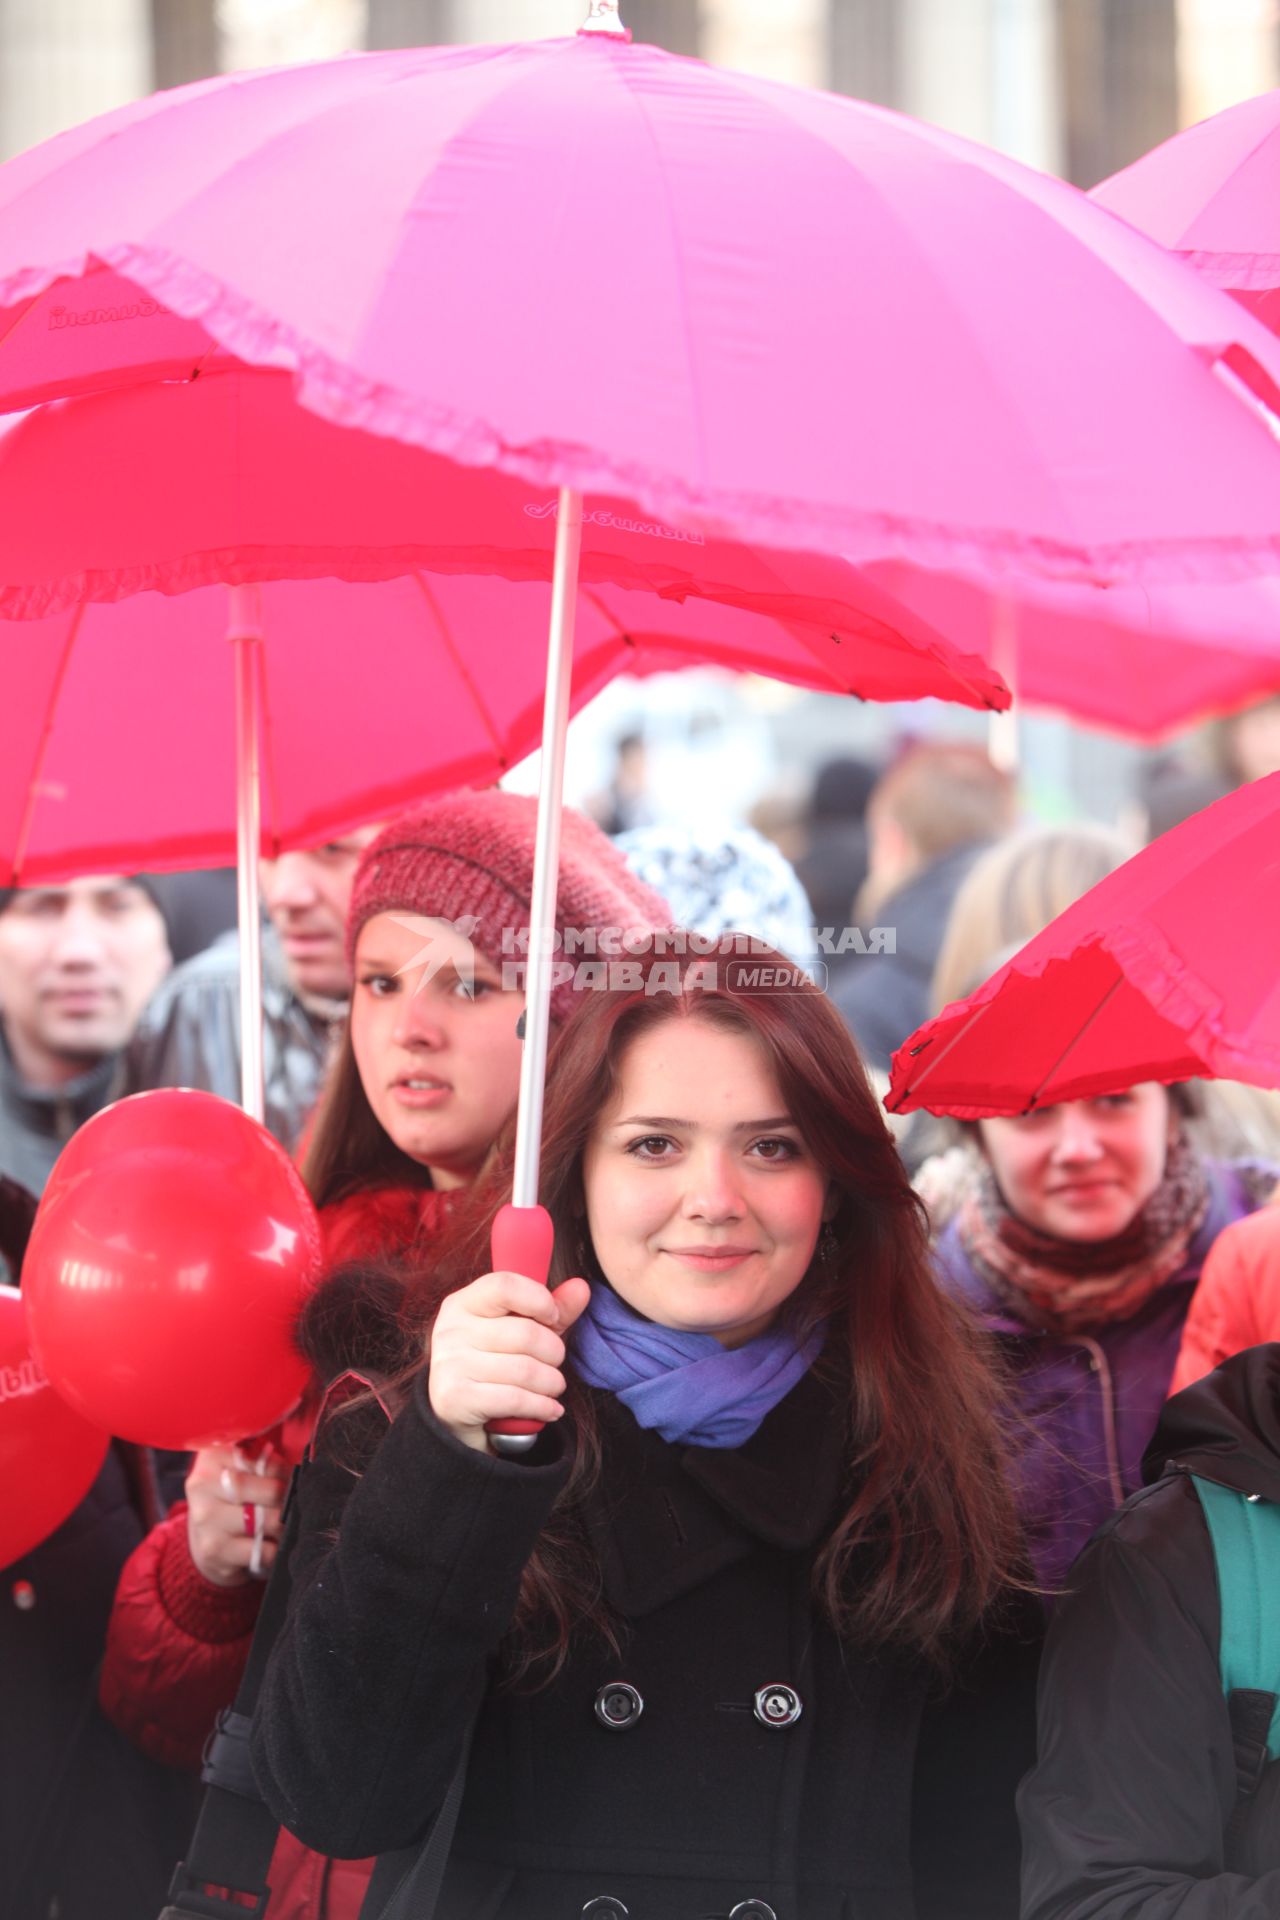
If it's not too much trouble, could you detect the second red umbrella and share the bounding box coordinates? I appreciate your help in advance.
[886,772,1280,1118]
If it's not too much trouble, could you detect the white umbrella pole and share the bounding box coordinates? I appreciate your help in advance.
[487,488,581,1456]
[227,584,266,1124]
[512,486,582,1206]
[988,594,1020,775]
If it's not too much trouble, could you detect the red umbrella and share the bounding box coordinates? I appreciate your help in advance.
[885,773,1280,1118]
[0,362,1007,1130]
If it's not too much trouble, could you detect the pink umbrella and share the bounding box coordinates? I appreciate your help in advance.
[2,30,1280,586]
[884,772,1280,1118]
[1093,91,1280,335]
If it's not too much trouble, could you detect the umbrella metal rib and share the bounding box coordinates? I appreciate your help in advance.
[11,600,86,884]
[411,572,510,768]
[1022,970,1126,1113]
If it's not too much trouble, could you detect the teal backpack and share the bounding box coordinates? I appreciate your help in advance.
[1192,1475,1280,1806]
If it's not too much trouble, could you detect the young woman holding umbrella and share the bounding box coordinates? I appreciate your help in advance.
[100,788,668,1920]
[250,940,1039,1920]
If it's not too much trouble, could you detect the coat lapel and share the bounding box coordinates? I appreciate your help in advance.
[585,1366,848,1616]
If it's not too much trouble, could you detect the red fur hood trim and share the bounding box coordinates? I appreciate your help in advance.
[297,1182,461,1385]
[320,1182,455,1268]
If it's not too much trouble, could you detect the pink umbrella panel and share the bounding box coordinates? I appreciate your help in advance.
[885,771,1280,1119]
[863,560,1280,742]
[3,36,1280,583]
[1093,89,1280,335]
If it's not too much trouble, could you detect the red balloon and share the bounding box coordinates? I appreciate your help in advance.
[0,1285,109,1568]
[24,1091,322,1450]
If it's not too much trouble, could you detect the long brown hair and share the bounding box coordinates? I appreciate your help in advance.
[301,1020,436,1209]
[411,937,1027,1680]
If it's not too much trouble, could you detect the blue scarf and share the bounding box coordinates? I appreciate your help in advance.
[571,1283,825,1449]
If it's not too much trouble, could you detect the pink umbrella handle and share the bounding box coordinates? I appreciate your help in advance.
[486,1203,556,1457]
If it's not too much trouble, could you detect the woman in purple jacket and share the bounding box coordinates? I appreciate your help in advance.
[933,1085,1274,1592]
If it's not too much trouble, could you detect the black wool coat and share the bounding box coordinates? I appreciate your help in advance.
[252,1363,1039,1920]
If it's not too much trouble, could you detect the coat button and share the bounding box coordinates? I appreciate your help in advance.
[594,1682,643,1731]
[581,1900,630,1918]
[753,1683,802,1729]
[729,1903,778,1919]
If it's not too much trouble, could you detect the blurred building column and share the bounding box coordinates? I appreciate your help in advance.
[441,1,569,40]
[1057,0,1178,186]
[151,0,220,88]
[366,0,454,46]
[898,0,993,144]
[0,0,151,159]
[1176,0,1278,126]
[702,0,825,87]
[990,0,1061,172]
[624,1,700,54]
[827,0,899,105]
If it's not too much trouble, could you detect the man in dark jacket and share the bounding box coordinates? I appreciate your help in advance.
[124,830,377,1149]
[831,743,1015,1072]
[0,874,171,1193]
[1020,1342,1280,1916]
[2,1208,199,1920]
[0,880,198,1917]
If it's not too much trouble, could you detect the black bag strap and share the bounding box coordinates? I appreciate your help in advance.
[161,1433,474,1920]
[356,1729,473,1920]
[158,1463,305,1919]
[1228,1687,1280,1804]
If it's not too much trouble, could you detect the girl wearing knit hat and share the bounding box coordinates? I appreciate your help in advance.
[100,789,668,1920]
[251,938,1040,1920]
[301,788,671,1210]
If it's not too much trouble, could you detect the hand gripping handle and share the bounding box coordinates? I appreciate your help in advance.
[486,1203,556,1457]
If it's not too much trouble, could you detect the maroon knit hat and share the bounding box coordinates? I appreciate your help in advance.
[346,790,672,1022]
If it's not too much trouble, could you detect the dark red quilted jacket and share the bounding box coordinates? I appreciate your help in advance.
[100,1181,454,1920]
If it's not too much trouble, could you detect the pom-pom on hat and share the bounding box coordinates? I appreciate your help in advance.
[347,790,671,1023]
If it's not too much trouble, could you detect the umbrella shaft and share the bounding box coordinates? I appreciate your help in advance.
[511,488,583,1211]
[229,587,266,1125]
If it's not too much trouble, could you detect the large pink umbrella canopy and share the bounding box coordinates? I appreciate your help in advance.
[3,36,1280,582]
[885,772,1280,1118]
[1093,91,1280,334]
